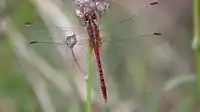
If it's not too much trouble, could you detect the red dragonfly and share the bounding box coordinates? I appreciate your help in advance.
[25,0,160,102]
[74,0,159,102]
[75,3,109,102]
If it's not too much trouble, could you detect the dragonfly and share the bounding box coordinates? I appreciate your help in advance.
[73,0,159,102]
[25,0,161,102]
[73,0,110,102]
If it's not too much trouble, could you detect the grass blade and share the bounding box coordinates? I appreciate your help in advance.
[193,0,200,93]
[86,45,92,112]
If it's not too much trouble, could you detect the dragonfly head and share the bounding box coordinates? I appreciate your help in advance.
[75,1,91,19]
[76,5,99,26]
[74,0,106,25]
[74,0,110,13]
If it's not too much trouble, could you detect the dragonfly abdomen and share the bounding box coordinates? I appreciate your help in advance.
[93,47,108,102]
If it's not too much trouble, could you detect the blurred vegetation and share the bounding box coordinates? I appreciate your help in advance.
[0,0,196,112]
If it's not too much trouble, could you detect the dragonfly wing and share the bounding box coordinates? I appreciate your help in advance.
[23,22,90,43]
[23,21,89,34]
[75,32,162,47]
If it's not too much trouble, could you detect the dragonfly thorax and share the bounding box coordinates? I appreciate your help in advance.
[76,3,98,20]
[75,0,109,26]
[89,37,101,47]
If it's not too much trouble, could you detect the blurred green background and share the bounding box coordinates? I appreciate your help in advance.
[0,0,196,112]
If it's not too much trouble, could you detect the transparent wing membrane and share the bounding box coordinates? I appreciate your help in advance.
[24,0,163,79]
[25,0,175,102]
[119,1,159,24]
[24,23,162,46]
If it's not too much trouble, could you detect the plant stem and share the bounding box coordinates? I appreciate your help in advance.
[193,0,200,93]
[86,46,92,112]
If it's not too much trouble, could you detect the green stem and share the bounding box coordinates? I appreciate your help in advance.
[86,46,92,112]
[193,0,200,93]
